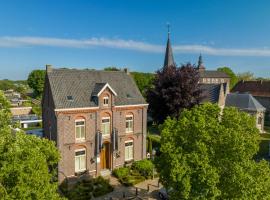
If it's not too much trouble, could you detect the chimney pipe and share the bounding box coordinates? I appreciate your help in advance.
[46,64,53,73]
[123,68,130,75]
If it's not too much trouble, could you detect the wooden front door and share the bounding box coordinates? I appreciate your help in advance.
[100,142,110,169]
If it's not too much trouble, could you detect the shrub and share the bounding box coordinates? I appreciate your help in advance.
[112,167,130,180]
[132,159,154,178]
[66,177,113,199]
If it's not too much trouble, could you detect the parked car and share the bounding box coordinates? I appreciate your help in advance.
[158,187,170,200]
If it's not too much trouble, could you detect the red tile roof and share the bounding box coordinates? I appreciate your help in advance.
[232,80,270,97]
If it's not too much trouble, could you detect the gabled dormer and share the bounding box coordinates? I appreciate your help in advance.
[91,83,117,108]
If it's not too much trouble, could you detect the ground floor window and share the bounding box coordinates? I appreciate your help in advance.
[75,149,86,173]
[125,140,134,161]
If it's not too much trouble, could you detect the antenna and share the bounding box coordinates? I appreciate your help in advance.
[166,22,170,36]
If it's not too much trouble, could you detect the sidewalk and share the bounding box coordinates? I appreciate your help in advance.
[94,177,161,200]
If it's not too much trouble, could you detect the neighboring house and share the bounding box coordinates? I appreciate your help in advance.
[4,89,25,107]
[10,107,42,128]
[42,65,148,183]
[200,83,228,108]
[232,80,270,119]
[225,93,266,133]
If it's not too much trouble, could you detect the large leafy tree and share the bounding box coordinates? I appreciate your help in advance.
[146,64,201,123]
[0,92,63,199]
[27,70,46,98]
[131,72,154,97]
[157,103,270,199]
[217,67,238,89]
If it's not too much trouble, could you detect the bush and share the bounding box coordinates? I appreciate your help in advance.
[66,177,113,199]
[112,167,130,180]
[132,159,154,178]
[113,167,146,186]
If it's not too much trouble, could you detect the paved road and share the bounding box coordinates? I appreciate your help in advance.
[94,177,161,200]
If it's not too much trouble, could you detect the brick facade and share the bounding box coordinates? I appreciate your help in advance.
[42,67,148,184]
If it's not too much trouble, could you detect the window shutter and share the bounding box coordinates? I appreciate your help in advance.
[99,131,103,152]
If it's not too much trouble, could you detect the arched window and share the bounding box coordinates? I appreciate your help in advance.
[75,148,86,173]
[75,119,85,141]
[258,116,263,125]
[126,114,134,133]
[125,139,134,161]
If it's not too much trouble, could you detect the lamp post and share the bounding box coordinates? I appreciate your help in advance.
[152,149,156,180]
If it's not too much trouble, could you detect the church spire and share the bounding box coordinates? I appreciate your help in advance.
[163,24,175,68]
[197,53,205,72]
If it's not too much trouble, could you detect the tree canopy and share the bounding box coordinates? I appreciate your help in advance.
[217,67,238,89]
[131,72,154,97]
[146,64,201,124]
[157,103,270,199]
[27,70,46,98]
[237,71,255,81]
[0,91,63,199]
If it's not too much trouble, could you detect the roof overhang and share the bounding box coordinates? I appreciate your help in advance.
[97,83,117,96]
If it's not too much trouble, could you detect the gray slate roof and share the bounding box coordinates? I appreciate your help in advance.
[200,70,230,78]
[200,84,222,103]
[47,68,146,109]
[225,93,265,112]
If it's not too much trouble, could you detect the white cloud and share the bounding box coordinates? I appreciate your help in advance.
[0,36,270,57]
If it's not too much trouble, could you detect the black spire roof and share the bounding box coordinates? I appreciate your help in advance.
[197,54,205,71]
[163,29,175,68]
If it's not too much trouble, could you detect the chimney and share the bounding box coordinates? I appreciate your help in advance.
[46,64,53,73]
[123,68,130,75]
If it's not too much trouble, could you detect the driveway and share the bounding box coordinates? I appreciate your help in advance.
[94,177,161,200]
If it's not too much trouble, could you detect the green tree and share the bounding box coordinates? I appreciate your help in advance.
[0,128,63,199]
[0,91,63,199]
[157,103,270,199]
[103,67,120,71]
[217,67,238,89]
[0,91,11,129]
[237,71,255,81]
[27,70,46,97]
[131,72,154,97]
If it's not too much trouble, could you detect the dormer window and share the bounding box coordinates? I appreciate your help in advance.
[103,96,109,106]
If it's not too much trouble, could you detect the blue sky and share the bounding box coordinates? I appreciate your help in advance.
[0,0,270,80]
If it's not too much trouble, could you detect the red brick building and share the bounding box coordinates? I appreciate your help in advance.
[42,65,148,183]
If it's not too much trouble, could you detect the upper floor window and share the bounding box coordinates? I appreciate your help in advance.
[75,149,86,173]
[103,96,109,106]
[75,119,85,141]
[101,117,110,135]
[126,115,134,133]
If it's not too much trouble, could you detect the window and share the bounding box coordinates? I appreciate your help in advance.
[126,115,133,133]
[221,79,224,83]
[125,140,134,161]
[101,117,110,135]
[75,149,86,173]
[258,117,263,125]
[75,119,85,141]
[103,96,109,106]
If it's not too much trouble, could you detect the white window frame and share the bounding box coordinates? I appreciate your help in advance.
[75,119,85,141]
[126,115,134,133]
[103,96,109,106]
[101,117,110,136]
[75,148,86,173]
[125,140,134,161]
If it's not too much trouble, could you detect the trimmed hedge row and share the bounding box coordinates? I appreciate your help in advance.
[113,159,154,186]
[62,176,113,199]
